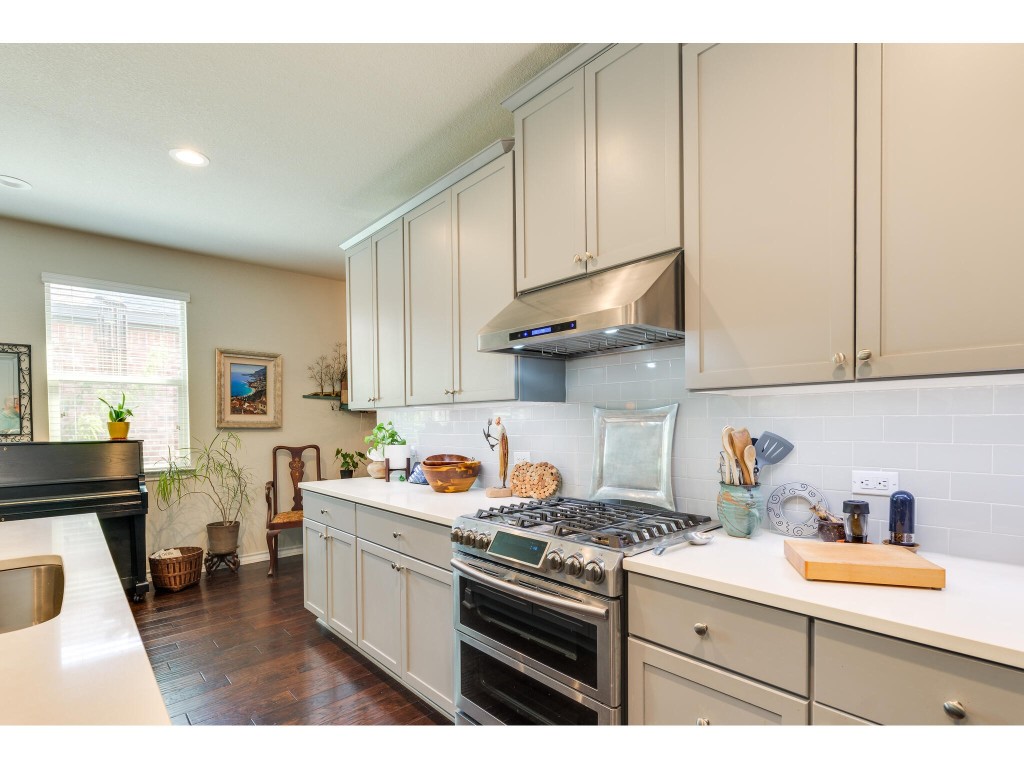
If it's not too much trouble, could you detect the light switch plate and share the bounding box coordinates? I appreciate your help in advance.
[851,470,899,496]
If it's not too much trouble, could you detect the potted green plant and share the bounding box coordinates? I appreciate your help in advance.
[155,432,253,559]
[99,392,133,440]
[364,421,407,479]
[335,448,367,479]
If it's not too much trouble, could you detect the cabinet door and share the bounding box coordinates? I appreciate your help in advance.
[400,555,454,715]
[683,43,855,388]
[355,539,402,674]
[373,219,407,407]
[584,43,681,272]
[345,238,375,411]
[514,69,587,291]
[404,192,454,405]
[452,153,517,403]
[627,638,808,725]
[856,44,1024,379]
[302,518,328,620]
[326,528,357,643]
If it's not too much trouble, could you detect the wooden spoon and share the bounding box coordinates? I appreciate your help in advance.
[730,428,753,485]
[743,444,758,487]
[721,426,736,484]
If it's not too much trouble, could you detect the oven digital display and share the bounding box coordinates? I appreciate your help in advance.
[488,531,547,566]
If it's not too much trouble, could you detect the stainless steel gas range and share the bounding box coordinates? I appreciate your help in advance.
[450,496,719,725]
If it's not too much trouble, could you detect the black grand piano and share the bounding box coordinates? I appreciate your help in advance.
[0,440,149,601]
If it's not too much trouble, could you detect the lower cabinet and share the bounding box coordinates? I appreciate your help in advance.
[303,496,455,718]
[628,638,808,725]
[627,574,1024,726]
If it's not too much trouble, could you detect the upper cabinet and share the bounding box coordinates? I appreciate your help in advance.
[346,219,406,411]
[514,44,681,292]
[686,43,1024,390]
[855,44,1024,380]
[683,43,856,389]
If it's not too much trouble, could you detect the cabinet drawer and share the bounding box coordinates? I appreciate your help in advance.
[811,702,874,726]
[628,574,809,695]
[356,504,452,570]
[627,638,808,725]
[815,621,1024,725]
[302,492,356,534]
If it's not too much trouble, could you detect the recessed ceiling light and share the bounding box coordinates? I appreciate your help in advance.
[169,148,210,167]
[0,175,32,190]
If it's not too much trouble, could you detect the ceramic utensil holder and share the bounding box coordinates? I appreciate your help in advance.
[716,483,763,538]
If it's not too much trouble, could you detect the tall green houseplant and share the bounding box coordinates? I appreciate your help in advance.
[155,432,253,558]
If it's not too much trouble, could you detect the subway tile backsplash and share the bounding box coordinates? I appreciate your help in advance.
[378,346,1024,567]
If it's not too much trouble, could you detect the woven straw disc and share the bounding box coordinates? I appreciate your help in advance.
[527,462,560,500]
[510,461,533,496]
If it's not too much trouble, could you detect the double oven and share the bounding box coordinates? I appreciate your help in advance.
[448,497,718,725]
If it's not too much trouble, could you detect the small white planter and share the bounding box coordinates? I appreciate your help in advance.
[384,444,411,465]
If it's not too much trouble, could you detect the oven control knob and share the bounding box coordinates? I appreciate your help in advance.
[544,551,564,572]
[462,530,477,547]
[475,534,491,550]
[451,527,463,543]
[583,561,605,584]
[564,554,584,578]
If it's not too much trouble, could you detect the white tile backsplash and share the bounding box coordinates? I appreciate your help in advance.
[378,347,1024,567]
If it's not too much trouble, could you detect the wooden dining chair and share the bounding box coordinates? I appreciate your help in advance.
[266,444,323,577]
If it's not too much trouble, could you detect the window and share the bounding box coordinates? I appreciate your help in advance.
[43,273,190,471]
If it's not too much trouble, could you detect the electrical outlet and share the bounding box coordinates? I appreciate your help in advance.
[513,451,531,464]
[851,470,899,497]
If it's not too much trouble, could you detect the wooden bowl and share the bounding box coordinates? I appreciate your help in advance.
[421,459,481,493]
[422,453,473,466]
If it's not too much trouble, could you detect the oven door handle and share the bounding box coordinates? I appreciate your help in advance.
[450,559,609,621]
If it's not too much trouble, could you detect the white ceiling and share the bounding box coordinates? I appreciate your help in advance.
[0,43,576,279]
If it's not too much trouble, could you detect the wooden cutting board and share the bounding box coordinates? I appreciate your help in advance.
[784,539,946,589]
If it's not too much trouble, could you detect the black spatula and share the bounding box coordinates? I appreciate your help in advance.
[754,432,794,467]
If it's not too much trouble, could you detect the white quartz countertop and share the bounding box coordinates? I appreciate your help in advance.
[299,477,494,526]
[0,514,170,725]
[626,529,1024,671]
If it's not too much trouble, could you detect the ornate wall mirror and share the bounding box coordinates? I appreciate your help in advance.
[0,343,32,442]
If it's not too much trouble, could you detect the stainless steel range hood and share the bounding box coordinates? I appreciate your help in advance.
[478,251,684,359]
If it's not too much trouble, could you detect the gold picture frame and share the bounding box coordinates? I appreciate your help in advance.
[215,349,282,429]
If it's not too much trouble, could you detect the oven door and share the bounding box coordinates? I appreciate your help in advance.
[456,633,620,725]
[451,553,620,707]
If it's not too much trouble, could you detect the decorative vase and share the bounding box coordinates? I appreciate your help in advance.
[716,483,764,538]
[207,520,240,554]
[107,421,130,440]
[367,447,386,479]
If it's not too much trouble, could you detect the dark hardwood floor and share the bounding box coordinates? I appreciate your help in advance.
[131,554,450,726]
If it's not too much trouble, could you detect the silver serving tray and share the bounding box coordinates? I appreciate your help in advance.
[589,403,678,511]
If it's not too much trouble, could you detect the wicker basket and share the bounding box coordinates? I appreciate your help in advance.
[149,546,203,592]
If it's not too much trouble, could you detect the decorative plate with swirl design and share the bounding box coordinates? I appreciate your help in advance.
[766,482,829,538]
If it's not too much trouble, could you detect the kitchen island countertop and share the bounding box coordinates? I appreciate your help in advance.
[0,514,170,725]
[298,477,495,526]
[626,530,1024,672]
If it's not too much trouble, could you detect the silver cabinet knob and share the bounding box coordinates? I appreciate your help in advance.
[390,562,404,572]
[573,254,583,264]
[392,531,402,539]
[857,349,873,361]
[832,352,847,365]
[317,531,325,539]
[696,717,710,726]
[584,252,594,262]
[693,622,709,637]
[943,700,967,720]
[320,508,328,515]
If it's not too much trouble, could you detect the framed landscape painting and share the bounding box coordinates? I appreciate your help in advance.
[215,349,282,429]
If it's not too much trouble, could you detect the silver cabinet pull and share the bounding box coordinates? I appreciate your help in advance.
[943,700,967,720]
[832,352,847,365]
[694,622,709,637]
[857,349,873,361]
[696,717,710,726]
[390,562,404,572]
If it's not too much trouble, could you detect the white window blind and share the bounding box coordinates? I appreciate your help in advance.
[43,274,190,471]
